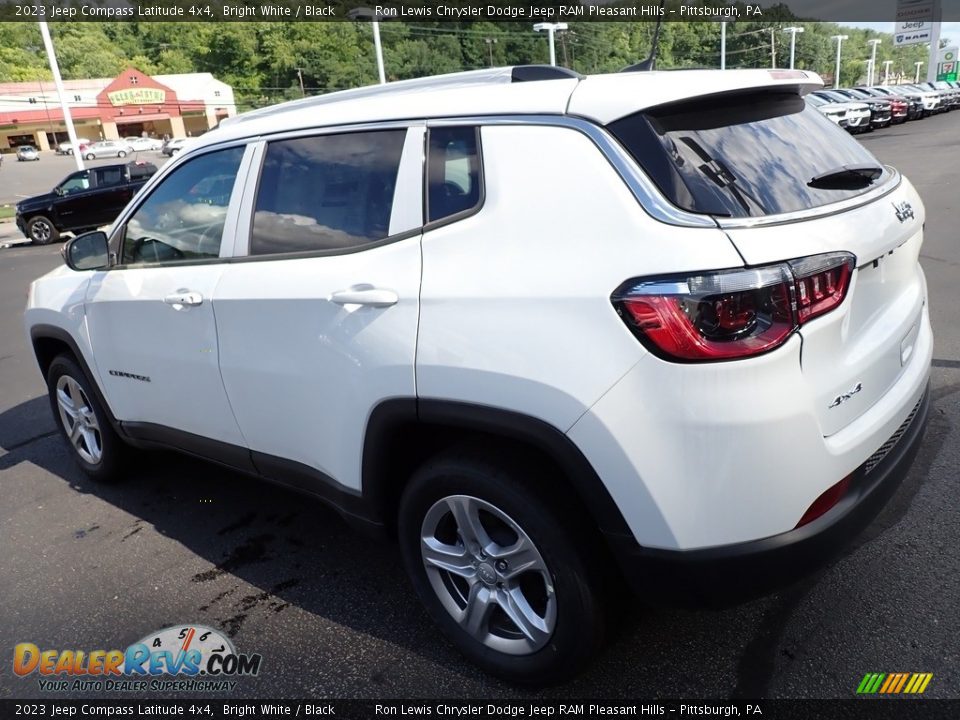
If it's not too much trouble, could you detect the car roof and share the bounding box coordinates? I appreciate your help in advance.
[198,66,823,150]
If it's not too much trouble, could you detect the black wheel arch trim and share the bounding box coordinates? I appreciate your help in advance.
[362,398,636,541]
[30,324,120,431]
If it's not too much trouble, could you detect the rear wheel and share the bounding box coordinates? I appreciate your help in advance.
[398,447,608,684]
[27,216,59,245]
[85,153,95,160]
[46,354,127,482]
[117,150,126,158]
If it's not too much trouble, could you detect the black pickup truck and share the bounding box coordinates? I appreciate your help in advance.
[16,160,158,245]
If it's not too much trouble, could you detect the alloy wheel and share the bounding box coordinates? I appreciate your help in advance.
[55,375,103,464]
[30,219,51,243]
[420,495,557,655]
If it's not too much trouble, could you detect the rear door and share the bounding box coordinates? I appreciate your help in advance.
[607,89,928,436]
[213,125,424,492]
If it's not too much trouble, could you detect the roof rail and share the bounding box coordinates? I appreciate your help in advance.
[511,65,583,82]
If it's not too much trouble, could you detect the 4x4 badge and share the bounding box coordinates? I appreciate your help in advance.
[893,201,914,223]
[829,382,863,409]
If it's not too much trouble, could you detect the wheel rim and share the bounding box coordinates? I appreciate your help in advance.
[55,375,103,464]
[420,495,557,656]
[30,219,51,243]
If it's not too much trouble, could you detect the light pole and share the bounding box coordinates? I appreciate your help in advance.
[831,35,848,88]
[783,26,804,69]
[484,37,498,68]
[915,61,924,83]
[533,22,568,67]
[867,38,881,86]
[38,21,83,171]
[347,7,386,85]
[883,60,893,85]
[721,21,726,70]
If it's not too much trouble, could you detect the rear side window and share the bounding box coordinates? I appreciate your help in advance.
[427,127,481,223]
[95,167,124,187]
[250,130,406,255]
[608,92,889,218]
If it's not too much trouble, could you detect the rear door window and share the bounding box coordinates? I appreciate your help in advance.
[608,92,889,218]
[250,130,406,255]
[427,126,481,223]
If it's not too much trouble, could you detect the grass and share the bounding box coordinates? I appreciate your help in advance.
[0,206,14,221]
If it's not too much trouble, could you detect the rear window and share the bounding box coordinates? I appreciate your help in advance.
[608,92,889,218]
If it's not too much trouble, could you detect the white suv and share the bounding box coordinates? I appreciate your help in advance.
[25,66,932,683]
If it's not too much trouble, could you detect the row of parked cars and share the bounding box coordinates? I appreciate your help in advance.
[55,136,189,159]
[807,80,960,132]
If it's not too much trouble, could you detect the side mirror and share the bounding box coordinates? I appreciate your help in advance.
[63,231,109,271]
[54,186,64,196]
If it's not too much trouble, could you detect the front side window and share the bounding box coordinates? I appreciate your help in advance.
[59,171,90,195]
[121,146,244,265]
[427,126,481,223]
[250,130,406,255]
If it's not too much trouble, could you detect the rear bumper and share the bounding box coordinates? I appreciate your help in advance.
[609,385,929,607]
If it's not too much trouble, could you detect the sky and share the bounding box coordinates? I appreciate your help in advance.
[850,21,960,48]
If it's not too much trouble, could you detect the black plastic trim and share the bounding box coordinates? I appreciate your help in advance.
[511,65,583,82]
[412,399,635,539]
[29,324,120,432]
[609,384,931,607]
[422,125,485,232]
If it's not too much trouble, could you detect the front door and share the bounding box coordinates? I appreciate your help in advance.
[85,144,252,449]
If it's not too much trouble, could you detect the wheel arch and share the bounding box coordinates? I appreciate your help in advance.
[362,399,636,545]
[30,324,119,430]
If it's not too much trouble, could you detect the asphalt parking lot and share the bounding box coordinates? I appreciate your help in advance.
[0,113,958,701]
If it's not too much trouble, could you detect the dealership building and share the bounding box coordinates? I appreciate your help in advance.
[0,67,235,151]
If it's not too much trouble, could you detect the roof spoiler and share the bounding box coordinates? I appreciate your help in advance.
[511,65,582,82]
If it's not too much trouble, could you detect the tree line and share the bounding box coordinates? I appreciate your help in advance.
[0,14,938,112]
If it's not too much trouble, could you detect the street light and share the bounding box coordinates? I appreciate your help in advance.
[831,35,848,88]
[783,26,804,70]
[484,37,498,68]
[915,61,924,83]
[533,22,568,67]
[867,38,881,86]
[347,7,386,85]
[38,21,83,171]
[883,60,893,85]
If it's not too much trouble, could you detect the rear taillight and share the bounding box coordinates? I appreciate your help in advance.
[614,252,855,362]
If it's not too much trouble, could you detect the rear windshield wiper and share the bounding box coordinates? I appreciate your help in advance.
[808,164,883,190]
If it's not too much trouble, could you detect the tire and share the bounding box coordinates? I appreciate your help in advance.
[27,215,59,245]
[118,150,126,158]
[85,153,95,160]
[46,354,127,483]
[398,447,608,684]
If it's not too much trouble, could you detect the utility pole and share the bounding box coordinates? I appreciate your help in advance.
[831,35,848,88]
[295,68,305,97]
[883,60,893,85]
[533,22,568,67]
[484,37,497,67]
[867,39,881,86]
[783,26,804,69]
[915,61,924,82]
[38,21,83,171]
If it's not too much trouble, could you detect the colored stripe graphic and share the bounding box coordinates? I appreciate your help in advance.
[858,672,933,694]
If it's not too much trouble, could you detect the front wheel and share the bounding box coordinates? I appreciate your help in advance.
[27,215,59,245]
[117,150,126,158]
[46,354,127,482]
[85,153,95,160]
[398,448,608,684]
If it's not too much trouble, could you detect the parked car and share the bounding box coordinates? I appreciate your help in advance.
[894,84,943,114]
[811,91,872,132]
[841,87,907,123]
[16,145,40,161]
[15,160,158,245]
[83,140,134,160]
[25,66,932,683]
[805,93,849,126]
[861,86,924,121]
[125,137,163,152]
[160,137,189,156]
[56,138,91,155]
[919,81,960,110]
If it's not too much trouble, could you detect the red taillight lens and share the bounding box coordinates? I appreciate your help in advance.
[795,474,852,528]
[615,252,855,362]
